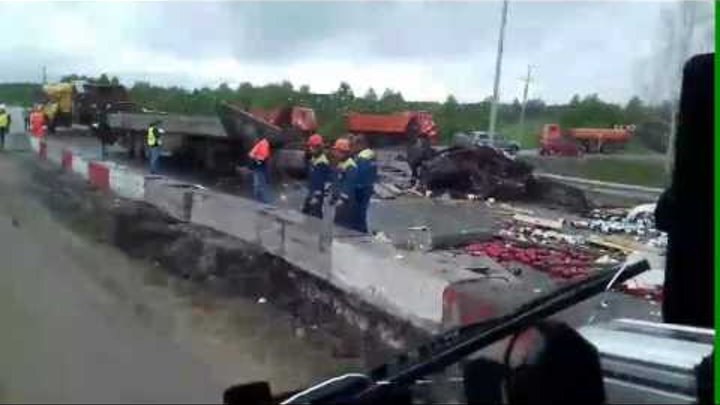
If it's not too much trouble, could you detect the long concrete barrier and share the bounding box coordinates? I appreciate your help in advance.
[26,134,509,332]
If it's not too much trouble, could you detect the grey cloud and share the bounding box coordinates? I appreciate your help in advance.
[0,1,713,104]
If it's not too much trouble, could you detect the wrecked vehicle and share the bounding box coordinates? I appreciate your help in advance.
[415,145,589,211]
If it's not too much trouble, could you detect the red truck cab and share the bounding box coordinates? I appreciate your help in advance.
[539,124,583,157]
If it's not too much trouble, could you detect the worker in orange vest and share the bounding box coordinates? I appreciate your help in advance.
[248,135,271,204]
[29,105,46,138]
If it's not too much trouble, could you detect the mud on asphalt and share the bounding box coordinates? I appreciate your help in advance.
[21,153,429,369]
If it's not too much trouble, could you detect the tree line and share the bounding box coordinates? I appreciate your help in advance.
[0,75,671,151]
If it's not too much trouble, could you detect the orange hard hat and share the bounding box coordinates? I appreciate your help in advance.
[307,133,324,147]
[333,138,351,152]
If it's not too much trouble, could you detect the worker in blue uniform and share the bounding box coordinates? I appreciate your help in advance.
[302,133,331,218]
[330,138,361,232]
[350,134,377,234]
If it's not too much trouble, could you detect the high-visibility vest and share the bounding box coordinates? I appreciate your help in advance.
[147,126,161,147]
[0,112,8,128]
[249,138,270,162]
[30,111,46,137]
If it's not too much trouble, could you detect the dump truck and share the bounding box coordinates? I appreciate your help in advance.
[540,123,634,155]
[107,102,314,176]
[346,111,439,146]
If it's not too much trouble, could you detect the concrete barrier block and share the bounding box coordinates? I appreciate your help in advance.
[329,240,480,328]
[191,191,261,242]
[47,143,63,165]
[88,161,110,190]
[145,178,195,221]
[72,155,90,180]
[62,149,73,171]
[39,141,47,160]
[280,216,332,279]
[190,191,333,279]
[29,137,40,153]
[109,166,146,200]
[257,208,332,279]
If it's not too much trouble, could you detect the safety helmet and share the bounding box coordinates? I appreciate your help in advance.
[333,138,351,152]
[0,104,5,110]
[307,133,324,147]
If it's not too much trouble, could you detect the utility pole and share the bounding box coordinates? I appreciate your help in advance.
[518,64,533,145]
[488,0,509,143]
[42,65,47,84]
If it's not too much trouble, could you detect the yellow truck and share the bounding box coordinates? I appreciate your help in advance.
[40,81,133,133]
[42,82,75,131]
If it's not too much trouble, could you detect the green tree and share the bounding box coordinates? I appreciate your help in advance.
[363,87,378,102]
[96,73,110,85]
[624,96,646,123]
[334,82,355,110]
[379,88,404,112]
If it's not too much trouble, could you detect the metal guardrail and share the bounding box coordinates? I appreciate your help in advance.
[536,172,664,195]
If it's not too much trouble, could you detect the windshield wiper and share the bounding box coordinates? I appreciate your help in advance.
[283,259,650,405]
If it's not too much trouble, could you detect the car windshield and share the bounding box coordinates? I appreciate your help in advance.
[0,1,713,404]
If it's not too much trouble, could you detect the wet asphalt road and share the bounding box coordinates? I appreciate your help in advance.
[0,132,361,402]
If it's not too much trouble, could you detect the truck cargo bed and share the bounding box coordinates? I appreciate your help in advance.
[108,112,227,138]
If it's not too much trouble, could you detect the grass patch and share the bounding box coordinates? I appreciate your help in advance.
[521,155,669,188]
[499,117,547,149]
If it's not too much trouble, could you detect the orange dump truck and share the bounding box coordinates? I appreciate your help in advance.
[249,106,318,135]
[540,123,635,155]
[346,111,439,146]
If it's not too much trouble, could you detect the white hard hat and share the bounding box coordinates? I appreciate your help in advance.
[0,104,5,110]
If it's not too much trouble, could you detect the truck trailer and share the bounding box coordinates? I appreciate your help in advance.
[346,111,439,146]
[106,101,313,176]
[540,123,634,155]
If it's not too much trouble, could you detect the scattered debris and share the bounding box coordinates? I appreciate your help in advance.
[594,255,619,265]
[373,232,392,243]
[499,226,585,246]
[374,183,400,199]
[512,214,564,230]
[498,203,535,215]
[626,203,656,222]
[465,240,594,280]
[647,234,668,250]
[587,235,635,253]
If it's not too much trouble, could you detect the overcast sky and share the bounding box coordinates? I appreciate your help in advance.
[0,1,714,104]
